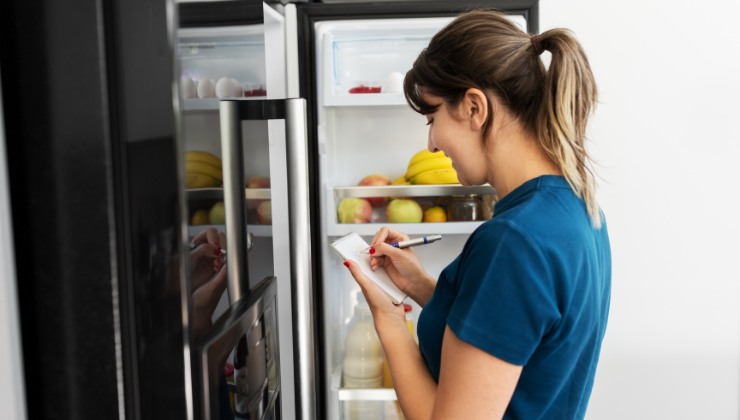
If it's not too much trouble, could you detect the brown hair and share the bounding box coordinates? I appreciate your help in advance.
[404,10,601,227]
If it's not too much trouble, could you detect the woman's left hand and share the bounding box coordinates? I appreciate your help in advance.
[344,260,405,326]
[189,227,226,291]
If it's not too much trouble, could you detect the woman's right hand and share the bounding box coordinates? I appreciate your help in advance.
[368,227,436,306]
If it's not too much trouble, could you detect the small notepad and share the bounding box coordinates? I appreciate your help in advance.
[331,232,407,305]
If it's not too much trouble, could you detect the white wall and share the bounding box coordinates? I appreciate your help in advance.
[539,1,740,418]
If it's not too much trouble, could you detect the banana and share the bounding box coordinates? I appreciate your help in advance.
[391,175,409,185]
[185,161,223,181]
[405,155,453,180]
[186,173,221,188]
[407,149,445,167]
[410,168,459,185]
[185,151,222,169]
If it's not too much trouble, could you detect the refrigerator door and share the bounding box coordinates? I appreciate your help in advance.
[219,98,316,420]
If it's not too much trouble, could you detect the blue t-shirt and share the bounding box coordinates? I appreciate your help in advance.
[417,175,611,419]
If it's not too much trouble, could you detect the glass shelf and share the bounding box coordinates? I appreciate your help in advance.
[333,184,494,199]
[187,187,271,201]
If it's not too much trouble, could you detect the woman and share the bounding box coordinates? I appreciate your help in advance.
[343,10,611,420]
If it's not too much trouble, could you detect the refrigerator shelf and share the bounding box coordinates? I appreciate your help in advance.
[331,365,398,401]
[324,92,407,107]
[327,221,482,237]
[181,97,268,111]
[187,187,272,201]
[333,184,495,199]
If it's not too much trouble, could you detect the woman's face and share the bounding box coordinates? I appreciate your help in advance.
[421,91,489,186]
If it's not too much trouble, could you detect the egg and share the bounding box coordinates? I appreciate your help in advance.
[180,76,197,99]
[197,79,216,98]
[216,77,237,98]
[230,78,243,97]
[381,71,405,94]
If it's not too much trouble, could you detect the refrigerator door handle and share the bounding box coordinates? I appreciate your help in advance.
[219,100,251,306]
[285,98,318,420]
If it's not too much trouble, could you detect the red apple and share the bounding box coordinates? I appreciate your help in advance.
[246,176,270,188]
[336,198,372,224]
[386,199,423,223]
[358,174,391,208]
[257,200,272,225]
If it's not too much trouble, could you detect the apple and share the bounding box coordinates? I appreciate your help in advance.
[209,202,225,225]
[358,174,391,208]
[386,199,423,223]
[246,176,270,188]
[257,200,272,225]
[337,198,372,224]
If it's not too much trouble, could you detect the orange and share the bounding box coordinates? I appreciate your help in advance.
[423,206,447,223]
[191,209,210,226]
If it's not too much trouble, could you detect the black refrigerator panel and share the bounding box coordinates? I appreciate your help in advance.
[0,0,190,419]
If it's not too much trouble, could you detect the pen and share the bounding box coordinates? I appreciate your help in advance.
[363,235,442,253]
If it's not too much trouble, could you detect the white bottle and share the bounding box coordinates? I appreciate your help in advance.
[343,296,384,419]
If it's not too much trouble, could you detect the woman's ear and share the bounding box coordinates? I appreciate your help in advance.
[463,88,488,131]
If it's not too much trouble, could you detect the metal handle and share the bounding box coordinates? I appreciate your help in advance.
[219,100,250,305]
[285,98,317,420]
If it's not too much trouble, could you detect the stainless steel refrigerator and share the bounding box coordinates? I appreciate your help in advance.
[0,0,537,419]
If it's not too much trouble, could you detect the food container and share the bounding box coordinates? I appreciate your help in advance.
[446,195,480,221]
[480,194,498,220]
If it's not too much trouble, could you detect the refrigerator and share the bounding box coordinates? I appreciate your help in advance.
[0,0,537,419]
[174,1,538,420]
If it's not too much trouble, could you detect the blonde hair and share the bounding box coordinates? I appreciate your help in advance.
[404,10,602,227]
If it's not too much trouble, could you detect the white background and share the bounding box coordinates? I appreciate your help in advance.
[538,0,740,418]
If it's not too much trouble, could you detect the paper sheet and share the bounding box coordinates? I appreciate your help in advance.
[331,232,407,305]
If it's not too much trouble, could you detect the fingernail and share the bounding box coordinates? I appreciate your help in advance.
[369,248,376,255]
[343,261,350,268]
[214,249,221,256]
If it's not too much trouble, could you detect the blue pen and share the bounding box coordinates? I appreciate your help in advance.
[363,235,442,253]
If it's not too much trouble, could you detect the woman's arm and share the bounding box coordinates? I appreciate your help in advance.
[432,326,522,420]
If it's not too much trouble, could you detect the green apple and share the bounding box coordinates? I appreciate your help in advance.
[209,201,225,225]
[337,198,372,224]
[386,199,422,223]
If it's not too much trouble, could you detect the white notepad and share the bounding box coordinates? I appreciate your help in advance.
[331,232,407,305]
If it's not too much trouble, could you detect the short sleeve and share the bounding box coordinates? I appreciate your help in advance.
[446,221,561,366]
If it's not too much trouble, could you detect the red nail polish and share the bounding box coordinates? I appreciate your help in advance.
[343,261,350,268]
[369,248,376,255]
[214,249,221,256]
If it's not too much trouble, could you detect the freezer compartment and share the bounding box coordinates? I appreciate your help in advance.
[316,18,453,106]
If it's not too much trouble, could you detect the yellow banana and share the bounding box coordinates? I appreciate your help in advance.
[185,161,222,181]
[392,175,409,185]
[410,168,459,185]
[185,151,222,169]
[405,155,453,180]
[186,173,221,188]
[407,149,445,167]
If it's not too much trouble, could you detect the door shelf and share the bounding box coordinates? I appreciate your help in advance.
[333,184,495,199]
[331,365,398,401]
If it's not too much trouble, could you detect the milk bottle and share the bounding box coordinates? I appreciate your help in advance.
[342,296,384,419]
